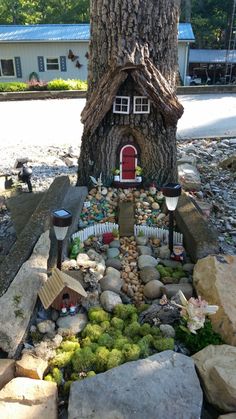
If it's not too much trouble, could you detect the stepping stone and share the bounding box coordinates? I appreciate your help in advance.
[118,201,135,237]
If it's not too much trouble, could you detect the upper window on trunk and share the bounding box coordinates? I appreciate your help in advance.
[133,96,150,114]
[113,96,130,114]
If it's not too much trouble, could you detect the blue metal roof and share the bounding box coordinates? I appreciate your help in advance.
[190,49,236,63]
[178,23,195,42]
[0,24,90,41]
[0,23,194,42]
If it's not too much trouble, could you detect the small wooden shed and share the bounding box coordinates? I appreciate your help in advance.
[38,268,87,311]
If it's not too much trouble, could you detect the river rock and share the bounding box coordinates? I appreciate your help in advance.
[100,275,123,293]
[56,313,88,335]
[161,259,183,269]
[0,360,15,390]
[107,248,120,258]
[0,230,50,357]
[135,236,148,246]
[76,253,97,268]
[160,324,176,338]
[0,377,57,419]
[143,280,163,299]
[161,283,193,300]
[192,345,236,412]
[137,245,152,256]
[16,353,48,380]
[100,291,122,312]
[105,266,121,279]
[156,245,171,260]
[105,258,122,271]
[178,163,201,191]
[109,240,120,248]
[68,351,202,419]
[37,320,55,335]
[138,255,158,269]
[193,254,236,345]
[140,267,160,284]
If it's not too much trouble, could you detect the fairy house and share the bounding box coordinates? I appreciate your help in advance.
[38,268,87,311]
[77,0,184,188]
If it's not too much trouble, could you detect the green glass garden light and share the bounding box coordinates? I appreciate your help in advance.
[52,209,72,270]
[162,183,182,253]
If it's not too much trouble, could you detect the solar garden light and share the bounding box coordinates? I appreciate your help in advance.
[162,183,182,253]
[52,209,72,270]
[18,164,33,192]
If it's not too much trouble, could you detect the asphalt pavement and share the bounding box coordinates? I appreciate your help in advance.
[0,94,236,152]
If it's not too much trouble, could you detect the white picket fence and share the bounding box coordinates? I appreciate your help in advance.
[134,225,183,245]
[72,222,183,245]
[72,222,119,242]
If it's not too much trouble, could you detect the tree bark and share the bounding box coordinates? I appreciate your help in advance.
[78,0,183,187]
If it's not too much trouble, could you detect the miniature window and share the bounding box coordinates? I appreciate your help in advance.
[113,96,130,114]
[133,96,150,114]
[46,57,59,70]
[0,59,15,77]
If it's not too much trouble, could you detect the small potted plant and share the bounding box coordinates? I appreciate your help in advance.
[135,166,143,182]
[113,169,120,181]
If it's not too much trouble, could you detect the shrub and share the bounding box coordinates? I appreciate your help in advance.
[113,337,130,350]
[88,307,110,323]
[114,304,137,320]
[94,346,110,372]
[51,350,74,368]
[60,340,80,352]
[0,82,27,92]
[47,78,70,90]
[138,336,153,358]
[175,320,223,355]
[98,333,114,349]
[124,321,141,338]
[122,343,140,362]
[100,320,111,331]
[139,323,152,336]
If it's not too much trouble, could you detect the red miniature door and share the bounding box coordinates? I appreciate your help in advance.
[120,145,137,181]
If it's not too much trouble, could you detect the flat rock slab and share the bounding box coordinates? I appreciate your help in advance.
[0,377,57,419]
[193,255,236,345]
[118,201,134,237]
[68,350,202,419]
[0,230,50,357]
[16,353,48,380]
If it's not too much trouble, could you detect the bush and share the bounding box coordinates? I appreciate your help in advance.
[0,82,27,92]
[51,350,74,368]
[82,323,103,341]
[107,349,123,369]
[98,333,114,349]
[114,304,137,320]
[152,337,174,352]
[47,78,87,91]
[124,321,141,338]
[122,343,140,362]
[72,347,96,372]
[110,317,124,331]
[88,307,110,323]
[94,346,110,372]
[60,340,80,352]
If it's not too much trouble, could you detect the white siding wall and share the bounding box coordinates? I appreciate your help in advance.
[0,40,189,85]
[0,41,89,82]
[177,42,189,85]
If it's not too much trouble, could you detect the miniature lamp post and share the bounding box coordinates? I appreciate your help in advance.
[52,209,72,270]
[162,183,182,253]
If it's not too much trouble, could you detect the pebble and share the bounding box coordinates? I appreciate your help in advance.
[107,247,120,258]
[105,258,122,270]
[138,255,159,269]
[160,324,176,338]
[143,279,163,299]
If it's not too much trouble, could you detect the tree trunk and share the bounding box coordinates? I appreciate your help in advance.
[77,0,183,188]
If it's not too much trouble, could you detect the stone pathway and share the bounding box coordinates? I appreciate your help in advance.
[118,201,135,236]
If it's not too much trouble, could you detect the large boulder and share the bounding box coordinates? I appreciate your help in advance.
[0,377,57,419]
[178,163,201,191]
[0,360,15,390]
[68,351,202,419]
[193,255,236,345]
[16,353,48,380]
[0,230,50,357]
[56,313,88,336]
[192,345,236,412]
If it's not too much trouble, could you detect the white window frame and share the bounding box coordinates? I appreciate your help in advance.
[133,96,150,114]
[0,58,16,78]
[113,96,130,114]
[45,57,60,71]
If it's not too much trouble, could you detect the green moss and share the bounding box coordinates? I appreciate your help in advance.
[107,349,123,370]
[110,317,124,331]
[87,371,96,377]
[72,347,96,372]
[172,270,185,280]
[122,343,141,362]
[152,337,174,352]
[60,340,80,352]
[88,307,110,323]
[113,337,130,350]
[63,380,73,395]
[82,324,103,341]
[44,374,54,382]
[108,327,123,339]
[51,351,74,368]
[138,337,152,358]
[90,342,99,352]
[100,321,111,331]
[124,321,141,338]
[98,333,114,349]
[31,330,43,344]
[114,304,137,320]
[80,337,92,347]
[52,368,63,385]
[150,327,161,337]
[137,304,150,314]
[94,346,110,372]
[130,313,139,322]
[139,323,152,336]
